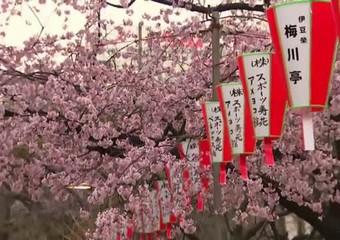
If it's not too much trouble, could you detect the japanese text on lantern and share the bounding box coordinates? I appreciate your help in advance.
[243,55,271,137]
[276,3,310,91]
[182,140,199,162]
[224,86,245,153]
[207,104,223,160]
[284,15,308,85]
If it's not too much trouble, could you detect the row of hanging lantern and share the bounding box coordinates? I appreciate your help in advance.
[200,0,338,183]
[113,1,339,239]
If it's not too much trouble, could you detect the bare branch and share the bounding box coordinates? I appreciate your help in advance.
[106,0,137,8]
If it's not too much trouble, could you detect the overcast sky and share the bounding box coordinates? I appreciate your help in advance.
[0,0,208,47]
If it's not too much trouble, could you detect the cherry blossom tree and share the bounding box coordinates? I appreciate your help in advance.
[0,0,340,240]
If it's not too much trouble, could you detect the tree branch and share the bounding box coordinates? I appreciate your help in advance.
[106,0,136,8]
[106,0,266,13]
[243,220,267,240]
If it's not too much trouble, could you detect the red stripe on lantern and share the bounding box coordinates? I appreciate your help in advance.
[201,177,209,190]
[264,138,275,166]
[310,1,337,111]
[166,224,172,239]
[197,191,204,211]
[199,139,211,166]
[240,155,248,180]
[270,53,289,137]
[127,226,133,239]
[237,55,255,145]
[331,0,340,39]
[266,8,293,107]
[219,163,227,185]
[243,86,256,154]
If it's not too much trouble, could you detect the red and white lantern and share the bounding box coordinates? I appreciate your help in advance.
[267,0,337,150]
[331,0,340,39]
[216,83,256,180]
[178,139,201,194]
[201,101,232,184]
[238,52,288,165]
[155,180,173,238]
[178,139,203,211]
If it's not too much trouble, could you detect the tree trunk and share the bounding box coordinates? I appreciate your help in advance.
[320,203,340,240]
[0,192,13,240]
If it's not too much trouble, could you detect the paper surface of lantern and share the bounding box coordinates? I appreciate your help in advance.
[216,83,256,180]
[201,101,232,184]
[267,0,337,150]
[238,52,288,165]
[331,0,340,39]
[201,101,232,163]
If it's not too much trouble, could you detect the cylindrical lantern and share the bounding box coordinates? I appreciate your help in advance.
[331,0,340,39]
[267,0,337,150]
[238,52,288,165]
[178,139,202,210]
[178,139,201,194]
[201,101,232,184]
[154,180,172,231]
[216,83,256,180]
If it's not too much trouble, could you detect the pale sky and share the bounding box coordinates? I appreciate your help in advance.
[0,0,212,47]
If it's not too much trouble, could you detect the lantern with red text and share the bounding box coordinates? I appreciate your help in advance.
[216,83,256,180]
[201,101,232,185]
[331,0,340,39]
[238,52,288,166]
[267,0,337,150]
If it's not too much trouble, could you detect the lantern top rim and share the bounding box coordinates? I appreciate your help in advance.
[268,0,330,9]
[238,51,273,57]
